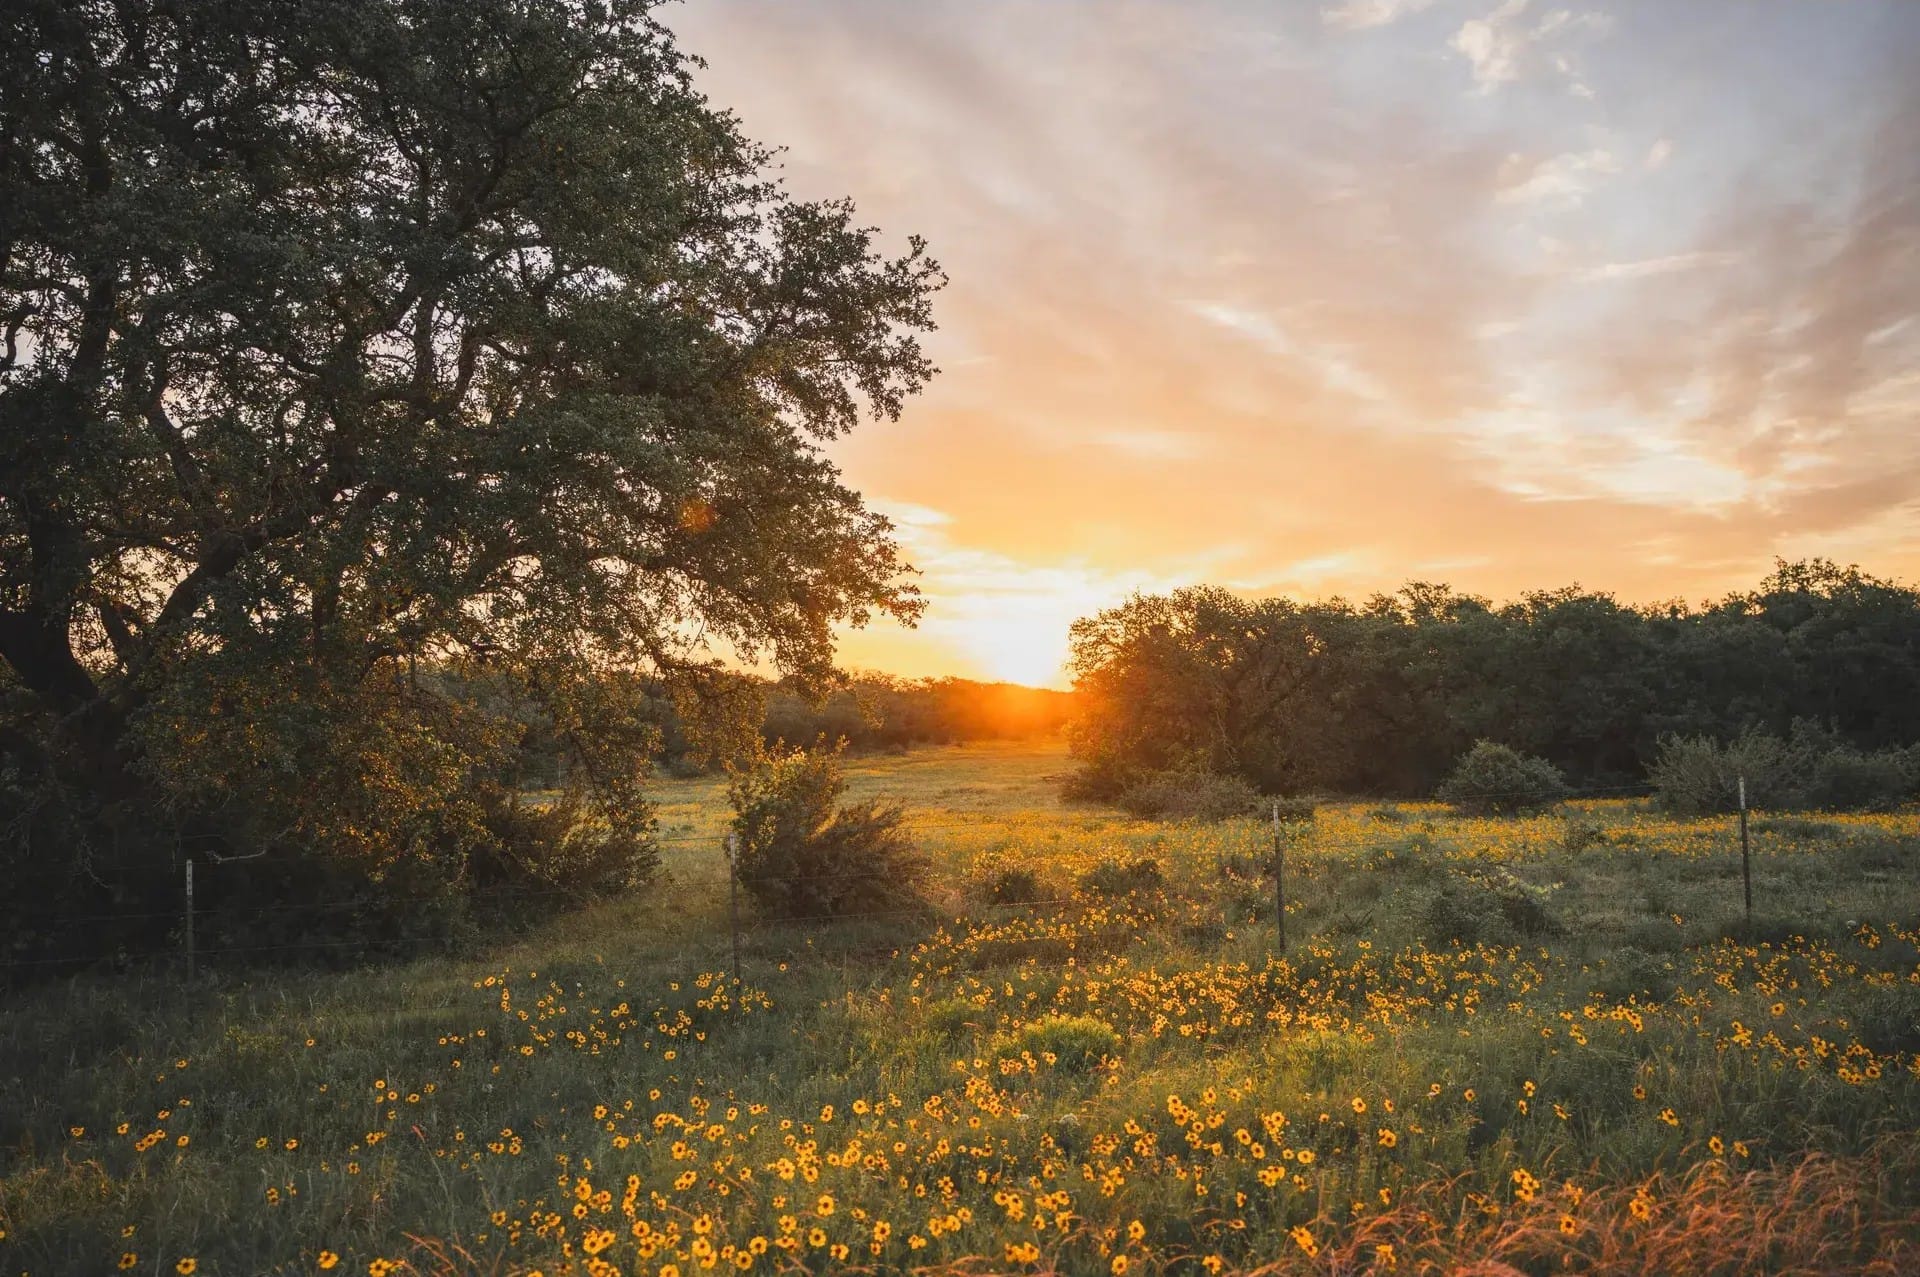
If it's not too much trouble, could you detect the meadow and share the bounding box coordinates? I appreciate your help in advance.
[4,740,1919,1276]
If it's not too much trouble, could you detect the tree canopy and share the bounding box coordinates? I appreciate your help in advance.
[0,0,942,960]
[1066,561,1920,800]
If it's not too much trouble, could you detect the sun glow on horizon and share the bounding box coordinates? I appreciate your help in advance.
[943,608,1077,689]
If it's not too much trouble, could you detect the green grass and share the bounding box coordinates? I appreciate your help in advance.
[4,740,1919,1276]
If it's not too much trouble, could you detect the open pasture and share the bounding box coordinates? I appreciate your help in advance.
[5,741,1919,1276]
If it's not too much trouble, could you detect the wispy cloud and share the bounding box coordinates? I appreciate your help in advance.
[1451,0,1535,89]
[1322,0,1435,33]
[1496,147,1621,206]
[1573,251,1738,282]
[1451,0,1612,95]
[1095,430,1209,461]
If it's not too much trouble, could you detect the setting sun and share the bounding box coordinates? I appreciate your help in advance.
[930,581,1101,688]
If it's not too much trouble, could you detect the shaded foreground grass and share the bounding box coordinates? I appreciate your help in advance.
[3,740,1919,1276]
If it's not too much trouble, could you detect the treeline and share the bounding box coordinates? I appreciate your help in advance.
[761,674,1074,753]
[596,673,1074,777]
[1065,560,1920,801]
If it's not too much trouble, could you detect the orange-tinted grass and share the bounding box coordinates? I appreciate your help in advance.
[1303,1141,1920,1277]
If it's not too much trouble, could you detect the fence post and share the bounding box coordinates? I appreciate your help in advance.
[184,858,195,980]
[1272,801,1287,955]
[725,833,742,986]
[1738,775,1751,924]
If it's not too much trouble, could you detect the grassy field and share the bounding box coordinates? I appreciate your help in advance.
[5,740,1920,1276]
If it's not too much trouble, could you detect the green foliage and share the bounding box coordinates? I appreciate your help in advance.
[1651,724,1918,814]
[994,1014,1122,1074]
[1066,588,1333,794]
[1560,815,1612,852]
[474,788,659,898]
[1436,742,1571,814]
[726,739,925,919]
[1059,757,1135,803]
[1272,795,1320,824]
[1802,743,1917,812]
[1076,855,1166,899]
[1647,729,1789,815]
[0,0,942,963]
[980,867,1048,906]
[1063,561,1920,803]
[1423,865,1560,943]
[1115,767,1265,821]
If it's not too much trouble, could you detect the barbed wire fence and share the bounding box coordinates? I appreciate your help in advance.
[2,773,1814,985]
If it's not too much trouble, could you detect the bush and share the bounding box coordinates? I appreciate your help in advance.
[980,867,1047,906]
[1058,756,1133,803]
[994,1014,1122,1074]
[1423,865,1559,943]
[1560,816,1611,852]
[1076,856,1165,899]
[1272,795,1319,824]
[1436,742,1570,815]
[472,788,660,897]
[1650,724,1917,814]
[1115,767,1265,821]
[1803,745,1915,812]
[921,997,985,1042]
[1647,729,1790,815]
[726,739,925,920]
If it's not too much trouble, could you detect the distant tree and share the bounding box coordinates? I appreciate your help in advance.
[1060,562,1920,805]
[755,671,1075,758]
[0,0,941,953]
[1650,722,1918,815]
[1435,741,1569,815]
[1065,587,1334,796]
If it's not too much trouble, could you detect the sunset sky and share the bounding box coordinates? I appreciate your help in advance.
[670,0,1920,688]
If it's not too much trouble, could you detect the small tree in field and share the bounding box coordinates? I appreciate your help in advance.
[726,739,924,919]
[1437,741,1570,815]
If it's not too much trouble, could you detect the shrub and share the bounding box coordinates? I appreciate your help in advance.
[1436,742,1570,814]
[994,1014,1122,1074]
[1647,729,1790,815]
[1058,756,1133,803]
[1423,865,1559,943]
[726,739,925,919]
[981,867,1047,906]
[1802,745,1915,812]
[661,755,711,780]
[921,997,985,1043]
[1273,795,1319,824]
[1115,767,1264,821]
[1360,834,1440,877]
[472,787,660,897]
[1651,724,1917,814]
[1076,856,1165,898]
[1560,816,1611,852]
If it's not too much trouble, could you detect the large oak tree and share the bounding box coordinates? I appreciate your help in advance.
[0,0,941,947]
